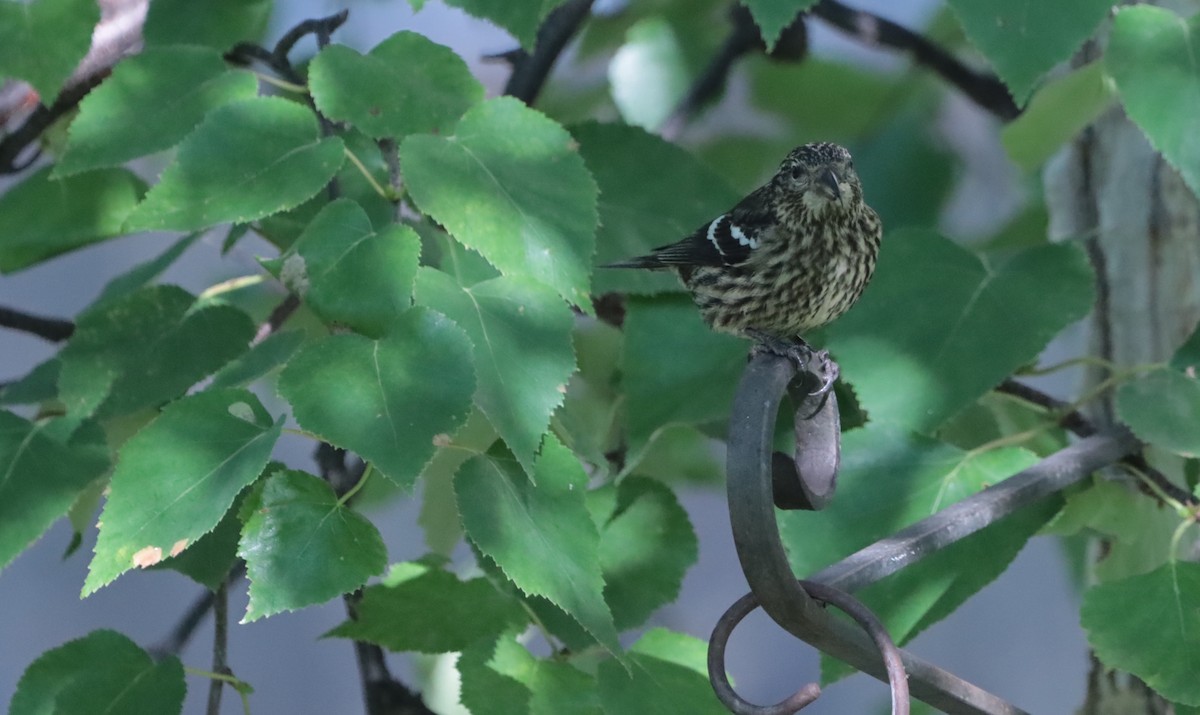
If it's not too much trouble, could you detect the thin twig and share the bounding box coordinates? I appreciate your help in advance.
[0,305,75,342]
[660,5,774,141]
[252,293,300,345]
[0,77,104,173]
[996,378,1197,506]
[502,0,596,105]
[811,0,1020,120]
[150,566,245,659]
[206,579,230,715]
[225,10,349,85]
[378,138,404,223]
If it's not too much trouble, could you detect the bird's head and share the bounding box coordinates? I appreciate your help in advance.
[776,142,862,216]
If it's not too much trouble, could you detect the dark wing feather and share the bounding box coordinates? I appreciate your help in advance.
[605,187,775,270]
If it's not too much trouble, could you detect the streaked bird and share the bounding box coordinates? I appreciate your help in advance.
[606,142,882,393]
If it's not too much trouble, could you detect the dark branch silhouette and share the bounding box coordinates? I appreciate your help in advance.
[502,0,596,105]
[0,305,75,342]
[997,378,1197,506]
[811,0,1019,120]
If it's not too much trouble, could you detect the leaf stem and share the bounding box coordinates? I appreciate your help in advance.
[1016,354,1122,377]
[200,275,265,300]
[337,462,374,506]
[343,146,394,201]
[253,71,309,94]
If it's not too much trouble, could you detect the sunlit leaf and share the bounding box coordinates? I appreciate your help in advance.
[10,630,184,715]
[1083,563,1200,706]
[57,47,258,175]
[456,437,620,656]
[310,31,483,140]
[327,561,527,651]
[1108,5,1200,198]
[401,97,598,309]
[239,469,386,621]
[0,167,146,274]
[415,268,575,473]
[124,98,345,232]
[0,0,98,100]
[85,389,281,594]
[277,307,475,488]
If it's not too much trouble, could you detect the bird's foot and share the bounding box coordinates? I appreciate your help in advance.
[747,331,839,397]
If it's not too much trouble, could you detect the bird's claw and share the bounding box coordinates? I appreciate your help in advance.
[747,331,839,397]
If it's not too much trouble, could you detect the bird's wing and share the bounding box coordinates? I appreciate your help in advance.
[647,192,775,268]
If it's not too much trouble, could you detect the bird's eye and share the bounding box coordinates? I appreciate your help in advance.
[790,166,803,180]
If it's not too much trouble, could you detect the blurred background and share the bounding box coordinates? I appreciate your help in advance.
[0,1,1087,712]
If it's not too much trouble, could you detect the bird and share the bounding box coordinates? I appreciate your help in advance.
[605,142,882,395]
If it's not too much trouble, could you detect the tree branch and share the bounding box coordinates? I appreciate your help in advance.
[811,0,1020,120]
[997,378,1197,506]
[502,0,596,105]
[206,579,230,715]
[0,0,147,173]
[660,4,791,140]
[0,305,75,342]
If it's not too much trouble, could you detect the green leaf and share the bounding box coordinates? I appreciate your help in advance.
[778,426,1049,676]
[1176,321,1200,376]
[84,388,282,595]
[573,121,740,295]
[827,230,1094,432]
[440,0,567,48]
[1109,6,1200,199]
[0,358,59,406]
[309,32,483,140]
[491,636,603,715]
[455,437,621,656]
[418,410,497,556]
[281,199,420,336]
[415,268,575,473]
[1001,60,1117,171]
[598,628,725,715]
[854,113,954,231]
[0,413,108,572]
[57,47,258,175]
[1083,563,1200,706]
[124,97,345,232]
[596,477,697,630]
[0,0,98,101]
[0,167,146,273]
[239,469,386,621]
[58,285,256,421]
[277,307,475,488]
[327,561,527,651]
[153,491,245,590]
[739,0,815,50]
[10,630,184,715]
[93,234,200,308]
[751,58,897,142]
[458,638,533,715]
[620,295,746,445]
[946,0,1111,102]
[609,18,689,131]
[143,0,271,49]
[401,97,598,309]
[1045,479,1178,582]
[1171,321,1200,375]
[1117,369,1200,458]
[209,330,305,390]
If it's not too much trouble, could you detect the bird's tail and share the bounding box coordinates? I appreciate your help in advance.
[602,254,665,270]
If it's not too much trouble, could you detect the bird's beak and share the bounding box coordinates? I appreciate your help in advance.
[818,167,842,200]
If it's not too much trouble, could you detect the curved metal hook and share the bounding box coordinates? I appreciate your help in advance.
[724,352,1033,714]
[708,580,910,715]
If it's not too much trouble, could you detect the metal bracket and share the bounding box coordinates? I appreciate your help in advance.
[710,352,1140,714]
